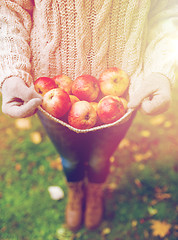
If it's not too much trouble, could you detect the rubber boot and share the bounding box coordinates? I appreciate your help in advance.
[84,182,104,230]
[65,181,84,231]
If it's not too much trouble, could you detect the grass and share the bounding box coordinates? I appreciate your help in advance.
[0,72,178,240]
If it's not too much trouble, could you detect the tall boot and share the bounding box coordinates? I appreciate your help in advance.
[84,182,104,230]
[65,181,84,231]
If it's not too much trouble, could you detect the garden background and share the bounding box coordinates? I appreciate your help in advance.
[0,71,178,240]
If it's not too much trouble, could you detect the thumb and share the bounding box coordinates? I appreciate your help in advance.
[5,98,42,118]
[25,85,43,101]
[128,83,154,109]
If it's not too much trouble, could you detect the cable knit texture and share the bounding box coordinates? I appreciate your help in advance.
[0,0,177,97]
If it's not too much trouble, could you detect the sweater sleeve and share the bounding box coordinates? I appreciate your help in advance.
[143,0,178,86]
[0,0,33,88]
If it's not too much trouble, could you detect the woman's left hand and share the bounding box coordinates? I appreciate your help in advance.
[128,73,171,115]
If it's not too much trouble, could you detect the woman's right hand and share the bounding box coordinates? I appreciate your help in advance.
[1,77,42,118]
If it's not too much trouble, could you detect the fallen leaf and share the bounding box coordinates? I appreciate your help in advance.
[155,186,168,193]
[56,227,73,240]
[109,156,115,163]
[50,157,63,171]
[148,206,158,216]
[118,138,130,149]
[107,182,118,191]
[150,199,158,206]
[164,121,172,128]
[15,163,22,171]
[134,178,142,188]
[101,227,111,236]
[134,150,152,162]
[131,220,138,227]
[155,192,171,201]
[15,118,31,130]
[30,131,42,144]
[134,154,143,162]
[150,220,171,238]
[150,115,165,126]
[140,130,151,138]
[140,219,145,224]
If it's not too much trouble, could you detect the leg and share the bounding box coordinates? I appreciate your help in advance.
[37,111,87,230]
[87,111,136,183]
[84,112,136,229]
[38,110,87,182]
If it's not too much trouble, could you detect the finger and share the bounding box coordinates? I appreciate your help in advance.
[128,84,156,109]
[25,85,43,101]
[141,94,170,115]
[3,98,42,118]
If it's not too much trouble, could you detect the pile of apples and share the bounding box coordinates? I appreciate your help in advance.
[34,67,130,130]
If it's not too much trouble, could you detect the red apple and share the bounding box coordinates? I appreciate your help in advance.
[97,95,125,124]
[42,88,71,119]
[99,67,130,96]
[34,77,58,96]
[72,75,100,102]
[68,101,97,129]
[53,74,73,94]
[69,95,80,105]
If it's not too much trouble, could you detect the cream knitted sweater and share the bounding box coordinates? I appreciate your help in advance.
[0,0,177,96]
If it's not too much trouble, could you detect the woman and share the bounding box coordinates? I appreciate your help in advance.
[0,0,177,231]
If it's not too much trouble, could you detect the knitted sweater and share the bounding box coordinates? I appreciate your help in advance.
[0,0,177,96]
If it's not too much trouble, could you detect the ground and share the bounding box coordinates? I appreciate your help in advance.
[0,72,178,240]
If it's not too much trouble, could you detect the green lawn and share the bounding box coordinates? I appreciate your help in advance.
[0,73,178,240]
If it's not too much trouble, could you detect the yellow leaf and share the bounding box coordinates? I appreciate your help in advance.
[109,156,115,163]
[150,115,165,126]
[134,153,143,162]
[150,220,171,238]
[164,121,172,128]
[118,138,130,149]
[131,220,138,227]
[107,182,118,191]
[15,118,31,130]
[134,150,152,162]
[148,206,158,216]
[102,227,111,235]
[50,157,63,171]
[30,132,42,144]
[144,150,153,159]
[140,130,151,138]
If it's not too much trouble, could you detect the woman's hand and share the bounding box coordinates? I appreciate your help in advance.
[1,77,42,118]
[128,73,171,115]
